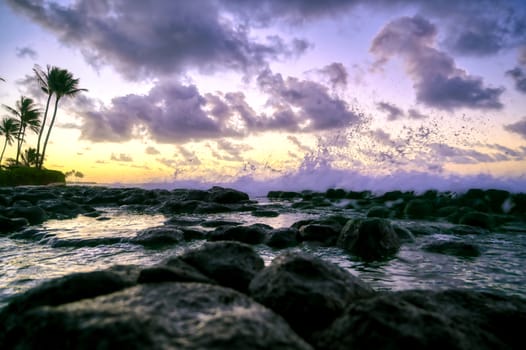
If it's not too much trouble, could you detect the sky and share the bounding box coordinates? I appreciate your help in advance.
[1,0,526,194]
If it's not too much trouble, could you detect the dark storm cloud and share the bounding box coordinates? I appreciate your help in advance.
[376,101,404,121]
[15,46,38,59]
[6,0,304,80]
[371,16,504,110]
[506,67,526,93]
[504,117,526,138]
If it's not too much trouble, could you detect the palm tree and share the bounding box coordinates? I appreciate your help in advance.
[2,96,41,165]
[21,147,40,167]
[38,67,87,169]
[33,65,55,168]
[0,117,20,166]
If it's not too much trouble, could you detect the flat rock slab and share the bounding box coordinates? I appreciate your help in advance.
[1,283,312,350]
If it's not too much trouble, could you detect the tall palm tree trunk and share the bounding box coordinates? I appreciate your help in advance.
[39,96,60,169]
[36,93,52,169]
[0,138,8,165]
[15,125,24,165]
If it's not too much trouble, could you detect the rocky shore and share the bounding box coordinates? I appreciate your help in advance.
[1,185,525,348]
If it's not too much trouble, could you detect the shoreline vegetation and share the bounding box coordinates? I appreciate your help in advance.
[1,65,86,184]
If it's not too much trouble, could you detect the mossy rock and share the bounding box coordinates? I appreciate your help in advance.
[458,211,494,229]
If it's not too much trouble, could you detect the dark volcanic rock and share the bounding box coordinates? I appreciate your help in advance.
[208,224,270,244]
[0,215,28,233]
[267,190,302,200]
[130,226,184,247]
[459,211,494,229]
[298,224,340,245]
[423,241,481,257]
[0,270,136,330]
[404,199,433,219]
[366,205,391,218]
[2,205,47,225]
[338,218,400,261]
[265,227,300,248]
[178,241,264,293]
[252,209,280,217]
[207,186,249,204]
[138,258,215,284]
[1,283,312,350]
[249,252,374,340]
[314,289,526,350]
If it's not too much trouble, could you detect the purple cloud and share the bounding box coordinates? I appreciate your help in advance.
[371,16,504,110]
[504,117,526,139]
[376,101,404,121]
[15,46,38,59]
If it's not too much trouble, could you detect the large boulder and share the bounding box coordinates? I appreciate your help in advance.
[178,241,264,293]
[0,215,28,233]
[249,252,374,340]
[129,226,184,247]
[2,205,47,225]
[207,186,249,204]
[1,283,312,350]
[0,269,137,330]
[298,224,340,245]
[404,199,434,219]
[265,227,300,248]
[138,258,216,285]
[208,224,270,244]
[338,218,400,261]
[313,289,526,350]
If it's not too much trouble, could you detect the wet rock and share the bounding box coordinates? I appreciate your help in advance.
[37,199,85,219]
[366,205,391,218]
[200,219,242,227]
[249,252,374,341]
[313,289,526,350]
[2,205,47,225]
[485,189,511,213]
[265,227,300,248]
[1,283,312,350]
[193,202,232,214]
[423,241,481,257]
[207,186,249,204]
[325,188,347,199]
[267,190,302,200]
[0,270,136,330]
[338,218,400,261]
[159,199,201,214]
[208,224,270,244]
[0,215,28,233]
[177,227,207,240]
[164,217,202,226]
[178,241,264,293]
[404,199,433,219]
[298,224,340,245]
[130,226,184,247]
[252,209,280,217]
[459,211,494,229]
[393,225,416,242]
[11,189,58,204]
[138,259,215,284]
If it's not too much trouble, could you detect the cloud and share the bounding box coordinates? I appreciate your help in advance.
[76,69,363,143]
[176,145,201,166]
[257,68,362,131]
[15,46,38,59]
[6,0,306,80]
[407,109,428,119]
[371,15,504,110]
[318,62,348,89]
[504,117,526,138]
[210,139,253,162]
[287,135,312,153]
[376,101,404,121]
[506,67,526,94]
[110,153,133,162]
[145,146,160,155]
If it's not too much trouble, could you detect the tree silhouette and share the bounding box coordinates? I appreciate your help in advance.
[2,96,41,165]
[37,67,87,169]
[20,147,40,167]
[0,117,20,167]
